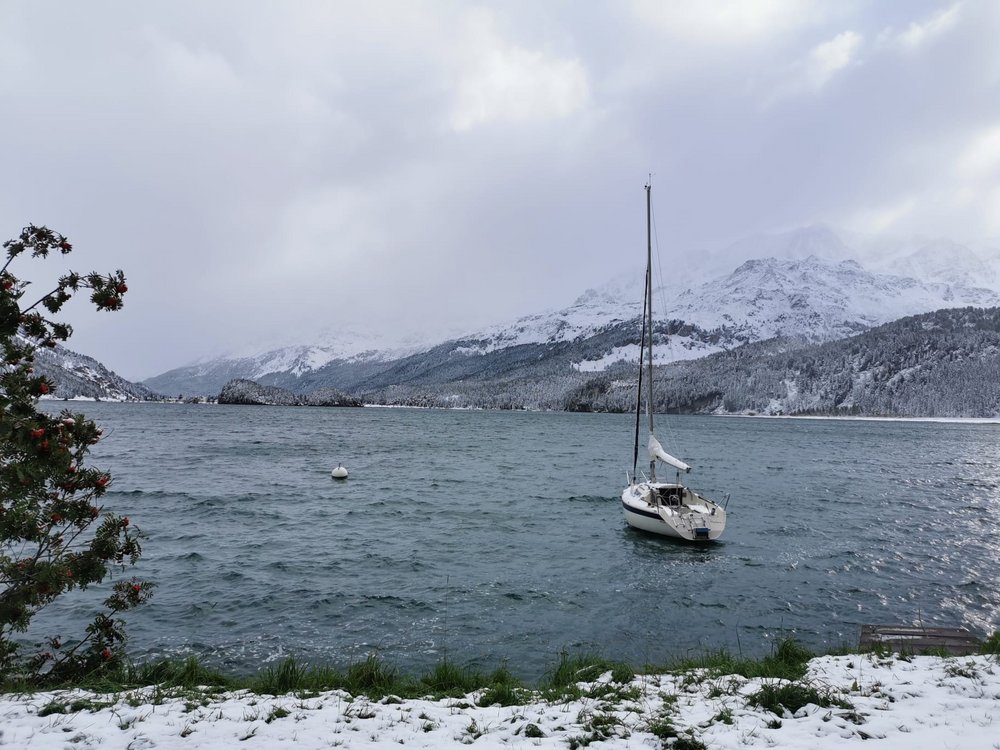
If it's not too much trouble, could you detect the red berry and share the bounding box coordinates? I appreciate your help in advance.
[51,513,63,524]
[131,584,142,592]
[30,428,45,439]
[2,280,12,290]
[121,517,129,527]
[38,383,50,394]
[39,440,49,450]
[66,569,73,578]
[116,283,128,293]
[101,648,112,660]
[96,476,110,488]
[90,506,99,518]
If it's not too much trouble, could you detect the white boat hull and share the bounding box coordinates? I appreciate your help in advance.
[621,482,726,541]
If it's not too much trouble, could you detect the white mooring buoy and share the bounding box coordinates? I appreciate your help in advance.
[331,463,348,479]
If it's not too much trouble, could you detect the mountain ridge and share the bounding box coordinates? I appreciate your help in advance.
[143,244,1000,397]
[30,224,1000,417]
[33,343,160,402]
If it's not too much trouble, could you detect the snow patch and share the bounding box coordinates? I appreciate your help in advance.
[1,654,998,749]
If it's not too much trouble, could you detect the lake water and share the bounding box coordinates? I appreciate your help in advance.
[33,403,1000,677]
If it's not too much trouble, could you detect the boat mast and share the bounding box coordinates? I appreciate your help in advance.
[631,275,647,481]
[645,182,656,481]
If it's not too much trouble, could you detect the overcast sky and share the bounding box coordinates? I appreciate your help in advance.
[2,1,998,380]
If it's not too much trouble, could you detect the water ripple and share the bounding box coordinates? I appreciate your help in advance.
[30,404,1000,678]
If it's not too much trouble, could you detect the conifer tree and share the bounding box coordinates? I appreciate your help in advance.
[0,225,150,681]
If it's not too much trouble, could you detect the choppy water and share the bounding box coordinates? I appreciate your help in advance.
[33,403,1000,677]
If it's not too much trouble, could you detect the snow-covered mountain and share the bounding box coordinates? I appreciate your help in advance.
[143,225,1000,397]
[704,224,855,274]
[34,343,160,401]
[703,225,1000,294]
[665,255,998,339]
[145,332,433,397]
[564,307,1000,417]
[456,254,1000,373]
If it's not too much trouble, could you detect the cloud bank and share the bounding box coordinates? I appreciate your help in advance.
[1,1,996,379]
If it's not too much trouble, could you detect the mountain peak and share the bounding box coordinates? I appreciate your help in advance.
[141,225,1000,395]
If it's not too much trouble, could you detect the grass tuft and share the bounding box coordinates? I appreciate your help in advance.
[672,736,708,750]
[541,650,635,698]
[657,638,814,682]
[344,654,403,697]
[747,681,852,715]
[254,657,308,695]
[38,700,67,716]
[477,663,528,707]
[132,656,234,692]
[647,715,677,740]
[523,722,545,738]
[980,631,1000,655]
[419,660,482,697]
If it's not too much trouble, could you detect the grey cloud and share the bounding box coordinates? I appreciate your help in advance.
[1,1,996,380]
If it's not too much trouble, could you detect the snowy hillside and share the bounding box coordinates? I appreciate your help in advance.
[662,255,999,340]
[702,224,1000,292]
[697,224,855,280]
[145,333,432,397]
[33,344,160,402]
[144,225,1000,396]
[566,307,1000,417]
[470,254,1000,373]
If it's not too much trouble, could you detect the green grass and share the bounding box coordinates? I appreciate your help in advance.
[58,653,528,703]
[544,651,632,688]
[5,635,992,706]
[420,660,482,695]
[747,681,852,715]
[539,651,637,701]
[654,638,815,682]
[477,664,529,706]
[523,722,545,738]
[980,631,1000,655]
[646,714,706,750]
[132,656,236,692]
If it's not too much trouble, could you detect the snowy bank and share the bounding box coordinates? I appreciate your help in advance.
[2,653,998,748]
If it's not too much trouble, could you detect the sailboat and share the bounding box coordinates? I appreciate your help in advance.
[620,183,727,542]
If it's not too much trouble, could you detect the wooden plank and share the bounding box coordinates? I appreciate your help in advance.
[860,624,982,655]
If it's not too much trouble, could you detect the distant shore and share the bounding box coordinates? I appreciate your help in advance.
[723,412,1000,424]
[42,397,1000,423]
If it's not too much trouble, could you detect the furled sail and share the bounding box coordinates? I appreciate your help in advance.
[648,433,691,473]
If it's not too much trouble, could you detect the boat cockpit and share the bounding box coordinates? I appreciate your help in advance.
[654,486,684,507]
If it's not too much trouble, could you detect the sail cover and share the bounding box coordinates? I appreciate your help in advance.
[648,434,691,473]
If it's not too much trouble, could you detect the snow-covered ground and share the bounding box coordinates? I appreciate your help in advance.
[2,653,998,749]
